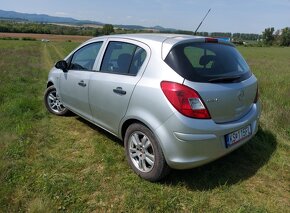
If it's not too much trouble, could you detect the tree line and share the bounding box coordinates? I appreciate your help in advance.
[0,20,261,41]
[0,21,97,36]
[160,30,261,41]
[262,27,290,46]
[0,20,289,46]
[0,21,147,36]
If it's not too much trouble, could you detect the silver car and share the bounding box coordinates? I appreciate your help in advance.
[44,34,261,181]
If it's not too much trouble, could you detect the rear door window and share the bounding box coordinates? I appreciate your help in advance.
[100,41,146,75]
[165,42,251,83]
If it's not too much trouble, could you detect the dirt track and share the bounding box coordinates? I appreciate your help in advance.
[0,32,92,42]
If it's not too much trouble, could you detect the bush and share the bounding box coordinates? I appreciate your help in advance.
[0,37,19,40]
[21,37,36,41]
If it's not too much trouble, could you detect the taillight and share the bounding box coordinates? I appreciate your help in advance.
[160,81,211,119]
[254,86,259,103]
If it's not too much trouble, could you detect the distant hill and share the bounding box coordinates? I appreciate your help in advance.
[0,9,177,32]
[0,10,74,23]
[0,9,104,25]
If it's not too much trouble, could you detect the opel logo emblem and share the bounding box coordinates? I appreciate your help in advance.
[238,90,245,101]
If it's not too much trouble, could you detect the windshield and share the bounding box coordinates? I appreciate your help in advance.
[164,42,251,83]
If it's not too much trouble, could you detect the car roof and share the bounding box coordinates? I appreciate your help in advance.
[87,33,233,59]
[88,33,202,45]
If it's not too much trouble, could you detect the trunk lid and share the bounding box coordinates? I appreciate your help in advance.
[183,76,257,123]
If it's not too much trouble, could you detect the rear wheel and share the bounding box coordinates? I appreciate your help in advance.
[44,85,69,116]
[124,123,170,181]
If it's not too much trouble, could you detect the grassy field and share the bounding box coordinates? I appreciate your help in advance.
[0,39,289,212]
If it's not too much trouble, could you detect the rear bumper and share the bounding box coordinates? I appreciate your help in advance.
[154,101,261,169]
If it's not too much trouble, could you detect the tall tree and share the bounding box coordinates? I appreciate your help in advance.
[280,27,290,46]
[102,24,114,35]
[262,27,275,45]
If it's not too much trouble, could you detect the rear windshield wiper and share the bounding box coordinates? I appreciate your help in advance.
[208,75,241,83]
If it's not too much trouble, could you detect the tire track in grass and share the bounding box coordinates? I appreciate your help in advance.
[41,43,55,70]
[41,42,65,71]
[40,42,108,211]
[51,43,66,59]
[0,41,62,212]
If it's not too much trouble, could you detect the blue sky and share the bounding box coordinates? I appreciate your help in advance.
[0,0,289,33]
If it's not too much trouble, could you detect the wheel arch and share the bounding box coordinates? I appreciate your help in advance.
[122,118,171,181]
[46,81,54,88]
[121,118,151,141]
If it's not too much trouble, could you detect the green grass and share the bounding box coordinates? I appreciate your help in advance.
[0,40,289,212]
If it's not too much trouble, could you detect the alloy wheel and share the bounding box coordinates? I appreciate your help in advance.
[46,89,66,114]
[128,131,155,172]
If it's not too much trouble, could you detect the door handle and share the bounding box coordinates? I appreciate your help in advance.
[113,87,126,95]
[78,80,86,87]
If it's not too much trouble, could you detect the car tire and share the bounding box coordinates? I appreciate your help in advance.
[124,123,170,182]
[44,85,69,116]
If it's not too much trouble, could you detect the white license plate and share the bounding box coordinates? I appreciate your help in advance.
[225,125,252,148]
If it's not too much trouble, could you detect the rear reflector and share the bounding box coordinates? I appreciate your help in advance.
[161,81,211,119]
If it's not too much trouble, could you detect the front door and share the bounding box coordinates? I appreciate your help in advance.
[59,42,103,119]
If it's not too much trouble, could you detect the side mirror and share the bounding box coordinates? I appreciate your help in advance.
[55,60,68,72]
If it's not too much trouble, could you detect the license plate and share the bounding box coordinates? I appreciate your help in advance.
[225,125,252,148]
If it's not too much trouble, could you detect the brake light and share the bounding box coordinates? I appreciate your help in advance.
[205,37,218,43]
[160,81,211,119]
[254,86,259,103]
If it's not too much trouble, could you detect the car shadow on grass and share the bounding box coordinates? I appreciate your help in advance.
[73,115,276,189]
[75,116,124,146]
[162,126,277,190]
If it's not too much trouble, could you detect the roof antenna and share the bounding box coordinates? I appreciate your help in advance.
[194,8,211,35]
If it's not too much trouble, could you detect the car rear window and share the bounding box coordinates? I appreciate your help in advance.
[164,42,252,83]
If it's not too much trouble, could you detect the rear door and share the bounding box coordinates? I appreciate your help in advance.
[89,39,149,134]
[59,41,103,119]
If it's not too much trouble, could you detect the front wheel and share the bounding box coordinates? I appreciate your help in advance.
[124,123,170,182]
[44,85,69,116]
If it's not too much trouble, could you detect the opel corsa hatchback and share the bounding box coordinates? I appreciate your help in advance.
[44,34,261,181]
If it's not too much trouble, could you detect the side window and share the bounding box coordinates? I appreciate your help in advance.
[70,42,103,71]
[100,41,146,75]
